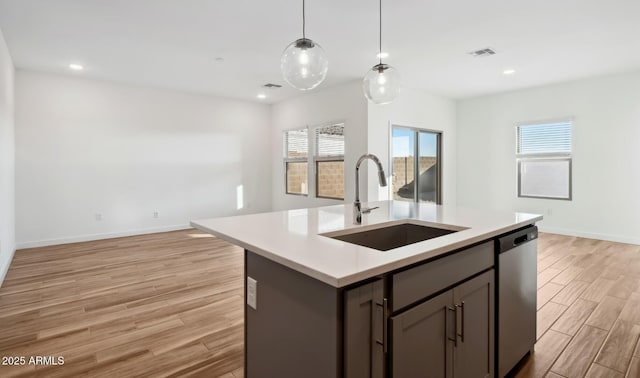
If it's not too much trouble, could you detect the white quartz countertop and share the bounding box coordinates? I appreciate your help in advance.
[191,201,542,288]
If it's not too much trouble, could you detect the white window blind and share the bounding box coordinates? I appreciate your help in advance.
[517,121,572,155]
[315,124,344,157]
[520,159,571,199]
[516,120,573,200]
[284,128,308,158]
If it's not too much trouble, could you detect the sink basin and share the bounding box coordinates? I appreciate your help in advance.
[324,222,463,251]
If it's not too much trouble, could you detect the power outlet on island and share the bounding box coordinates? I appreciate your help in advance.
[247,277,257,310]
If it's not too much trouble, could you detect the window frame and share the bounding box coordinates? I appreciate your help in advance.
[283,127,309,196]
[389,124,443,204]
[315,157,345,200]
[516,119,573,201]
[313,123,345,200]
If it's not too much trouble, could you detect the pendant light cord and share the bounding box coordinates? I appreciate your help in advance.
[379,0,382,65]
[303,0,306,39]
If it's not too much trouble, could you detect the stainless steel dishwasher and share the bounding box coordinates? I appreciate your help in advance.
[497,225,538,377]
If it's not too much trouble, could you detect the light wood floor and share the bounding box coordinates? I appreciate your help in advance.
[516,233,640,378]
[1,230,639,377]
[0,230,245,377]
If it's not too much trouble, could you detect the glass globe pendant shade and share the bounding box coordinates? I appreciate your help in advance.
[363,63,401,104]
[280,38,329,91]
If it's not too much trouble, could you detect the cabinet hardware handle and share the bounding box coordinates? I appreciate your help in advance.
[375,298,388,353]
[447,306,458,347]
[456,301,465,342]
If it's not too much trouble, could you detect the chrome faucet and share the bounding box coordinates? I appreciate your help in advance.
[354,154,388,224]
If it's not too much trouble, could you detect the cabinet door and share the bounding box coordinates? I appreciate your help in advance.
[391,290,454,378]
[344,279,384,378]
[452,270,494,378]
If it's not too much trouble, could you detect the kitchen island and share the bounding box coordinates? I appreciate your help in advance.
[192,200,542,378]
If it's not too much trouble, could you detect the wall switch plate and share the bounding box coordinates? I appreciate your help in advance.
[247,277,257,310]
[94,213,102,221]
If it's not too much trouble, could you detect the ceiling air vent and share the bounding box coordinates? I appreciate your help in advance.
[263,83,283,88]
[468,48,496,57]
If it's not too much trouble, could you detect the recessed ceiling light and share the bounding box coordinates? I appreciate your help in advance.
[376,52,389,59]
[214,57,225,63]
[68,63,84,71]
[257,93,266,99]
[503,69,516,75]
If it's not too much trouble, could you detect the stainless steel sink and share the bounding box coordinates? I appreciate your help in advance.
[324,222,463,251]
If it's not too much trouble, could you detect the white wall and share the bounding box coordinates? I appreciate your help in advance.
[15,71,272,248]
[0,29,15,285]
[457,71,640,244]
[367,87,457,205]
[271,81,369,210]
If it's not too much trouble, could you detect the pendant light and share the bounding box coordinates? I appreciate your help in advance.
[280,0,328,91]
[363,0,401,104]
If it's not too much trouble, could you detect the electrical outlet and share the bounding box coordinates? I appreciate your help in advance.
[547,208,553,216]
[153,210,159,219]
[94,213,102,221]
[247,277,257,310]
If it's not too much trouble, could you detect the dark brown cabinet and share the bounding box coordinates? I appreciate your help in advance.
[452,270,495,378]
[344,279,385,378]
[391,290,453,377]
[247,238,499,378]
[390,270,494,378]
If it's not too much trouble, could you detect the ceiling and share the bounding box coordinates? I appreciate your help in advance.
[0,0,638,104]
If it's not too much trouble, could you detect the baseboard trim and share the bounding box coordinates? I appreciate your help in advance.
[16,224,192,249]
[538,226,640,246]
[0,246,17,287]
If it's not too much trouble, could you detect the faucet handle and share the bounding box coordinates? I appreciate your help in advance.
[362,206,379,214]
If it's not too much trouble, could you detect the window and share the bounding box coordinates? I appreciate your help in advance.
[517,120,572,200]
[314,124,345,199]
[284,128,308,195]
[391,126,442,204]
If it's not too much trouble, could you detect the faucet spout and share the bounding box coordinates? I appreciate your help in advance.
[354,154,387,224]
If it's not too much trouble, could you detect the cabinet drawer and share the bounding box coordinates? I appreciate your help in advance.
[391,241,494,312]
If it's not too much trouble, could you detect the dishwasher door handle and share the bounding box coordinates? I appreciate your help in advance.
[513,234,529,246]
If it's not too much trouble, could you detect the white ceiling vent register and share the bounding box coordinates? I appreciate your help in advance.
[468,48,497,57]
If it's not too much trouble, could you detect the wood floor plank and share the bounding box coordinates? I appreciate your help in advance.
[551,299,598,336]
[586,296,628,331]
[537,301,568,340]
[619,292,640,325]
[538,268,564,289]
[585,363,624,378]
[515,329,572,378]
[540,253,568,273]
[581,278,618,303]
[549,255,576,271]
[538,282,566,310]
[575,263,607,283]
[551,266,585,285]
[595,320,640,373]
[607,276,640,300]
[550,325,608,378]
[551,280,590,306]
[626,357,640,377]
